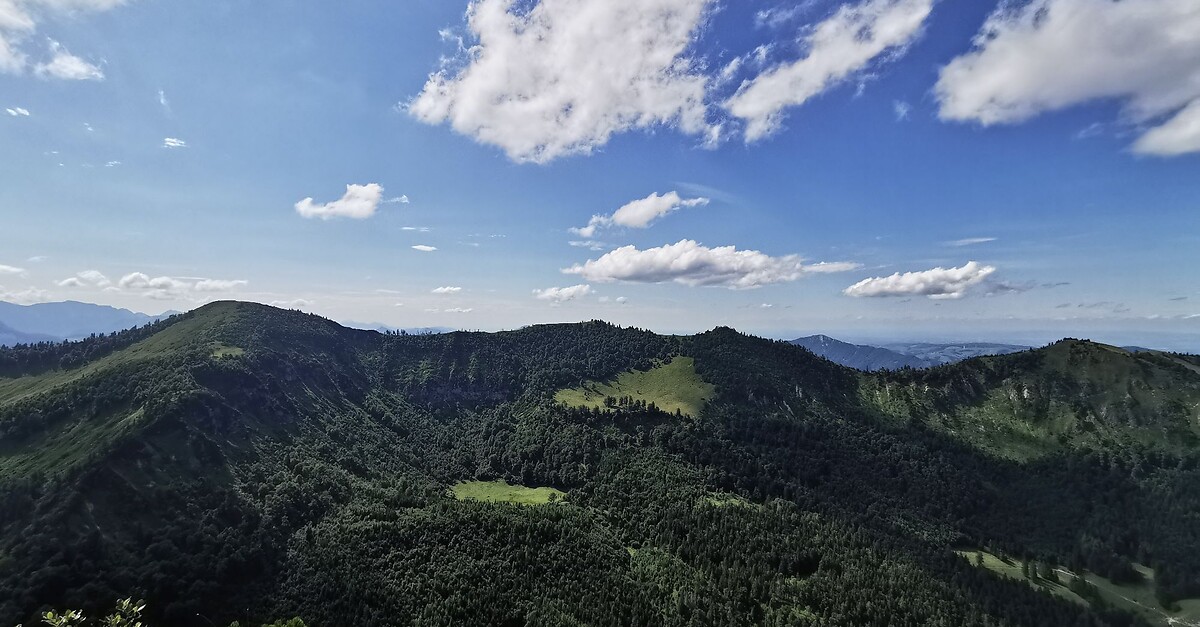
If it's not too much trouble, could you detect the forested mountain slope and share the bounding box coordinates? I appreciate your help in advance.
[1,302,1198,627]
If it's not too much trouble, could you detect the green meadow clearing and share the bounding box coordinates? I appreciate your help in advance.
[450,480,566,505]
[554,356,715,417]
[957,549,1200,627]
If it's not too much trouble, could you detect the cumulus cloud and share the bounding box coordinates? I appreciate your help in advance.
[269,299,313,310]
[408,0,715,163]
[0,264,25,275]
[533,284,592,303]
[572,191,709,238]
[117,272,247,300]
[162,137,187,149]
[563,239,859,289]
[56,269,109,287]
[295,183,387,220]
[411,245,437,252]
[33,39,102,80]
[936,0,1200,156]
[843,261,996,299]
[0,285,48,304]
[725,0,933,141]
[0,1,123,78]
[5,106,29,116]
[432,286,462,294]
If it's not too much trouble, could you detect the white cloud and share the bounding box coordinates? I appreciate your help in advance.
[935,0,1200,156]
[843,261,996,299]
[34,39,102,80]
[269,298,313,310]
[105,160,120,167]
[444,307,473,314]
[157,88,169,111]
[533,284,592,303]
[431,286,462,294]
[725,0,933,141]
[0,264,25,275]
[295,183,386,220]
[408,0,715,163]
[162,137,187,149]
[412,245,437,252]
[893,99,911,121]
[0,285,48,304]
[569,240,607,251]
[5,106,29,116]
[1134,99,1200,156]
[572,191,709,238]
[1,1,124,77]
[57,269,109,287]
[616,296,629,304]
[383,195,409,204]
[193,278,248,292]
[946,236,997,247]
[78,269,109,285]
[116,272,247,300]
[564,239,860,289]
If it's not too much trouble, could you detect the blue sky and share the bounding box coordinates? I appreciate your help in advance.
[1,0,1198,350]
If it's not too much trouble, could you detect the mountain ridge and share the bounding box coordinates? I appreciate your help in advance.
[1,301,1198,626]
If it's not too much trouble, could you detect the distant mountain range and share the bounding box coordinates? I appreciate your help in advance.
[791,335,1030,370]
[790,335,930,371]
[0,300,175,346]
[342,321,454,335]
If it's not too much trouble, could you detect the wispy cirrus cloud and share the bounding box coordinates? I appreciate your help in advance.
[572,191,709,238]
[725,0,934,141]
[34,39,103,80]
[946,237,997,247]
[1,2,122,79]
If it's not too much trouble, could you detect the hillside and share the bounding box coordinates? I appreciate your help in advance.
[1,302,1198,627]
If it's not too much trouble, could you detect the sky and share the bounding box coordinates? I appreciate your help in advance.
[1,0,1198,350]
